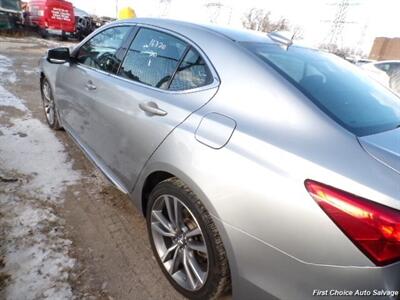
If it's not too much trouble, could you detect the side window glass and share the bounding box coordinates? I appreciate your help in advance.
[375,63,390,73]
[169,48,213,91]
[76,26,131,74]
[119,28,187,89]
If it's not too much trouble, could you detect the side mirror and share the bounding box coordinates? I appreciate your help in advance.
[47,47,71,64]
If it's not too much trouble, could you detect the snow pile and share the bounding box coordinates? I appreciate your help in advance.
[0,56,81,299]
[0,54,17,84]
[0,117,80,200]
[0,84,28,111]
[23,67,40,75]
[0,194,75,300]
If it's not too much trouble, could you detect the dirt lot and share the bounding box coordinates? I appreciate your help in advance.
[0,36,185,300]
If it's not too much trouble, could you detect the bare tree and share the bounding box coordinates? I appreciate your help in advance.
[242,8,302,39]
[292,26,304,40]
[242,9,279,32]
[319,43,356,58]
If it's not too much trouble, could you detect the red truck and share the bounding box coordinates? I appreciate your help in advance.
[26,0,75,38]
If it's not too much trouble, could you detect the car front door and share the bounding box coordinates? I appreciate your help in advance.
[55,25,133,185]
[58,25,219,192]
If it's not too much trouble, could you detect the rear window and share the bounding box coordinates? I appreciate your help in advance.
[242,42,400,136]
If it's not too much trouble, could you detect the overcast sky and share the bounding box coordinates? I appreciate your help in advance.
[69,0,400,55]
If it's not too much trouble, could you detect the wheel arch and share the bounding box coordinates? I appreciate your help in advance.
[134,162,223,220]
[140,170,175,216]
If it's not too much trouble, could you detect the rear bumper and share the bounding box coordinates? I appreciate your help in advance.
[221,222,400,300]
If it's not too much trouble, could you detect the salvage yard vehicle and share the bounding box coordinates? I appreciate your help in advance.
[73,7,95,41]
[39,18,400,299]
[25,0,74,38]
[0,0,22,29]
[361,60,400,95]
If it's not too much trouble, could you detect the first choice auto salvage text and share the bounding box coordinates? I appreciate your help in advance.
[313,289,399,297]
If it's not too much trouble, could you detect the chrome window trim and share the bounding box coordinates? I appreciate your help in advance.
[73,23,220,95]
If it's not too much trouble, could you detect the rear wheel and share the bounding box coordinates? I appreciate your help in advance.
[41,77,62,130]
[146,178,231,299]
[40,29,48,39]
[61,30,68,41]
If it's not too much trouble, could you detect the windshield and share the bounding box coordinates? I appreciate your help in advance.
[241,42,400,136]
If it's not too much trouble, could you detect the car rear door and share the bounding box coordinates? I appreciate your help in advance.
[58,25,219,192]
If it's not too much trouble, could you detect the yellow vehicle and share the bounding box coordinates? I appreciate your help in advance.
[118,7,135,20]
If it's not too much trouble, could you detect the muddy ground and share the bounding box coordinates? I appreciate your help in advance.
[0,36,186,300]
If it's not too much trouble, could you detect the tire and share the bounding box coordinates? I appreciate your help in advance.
[40,77,62,130]
[40,29,48,39]
[61,31,67,41]
[146,178,231,299]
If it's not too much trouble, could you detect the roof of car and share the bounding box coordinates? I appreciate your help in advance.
[116,17,274,43]
[373,60,400,65]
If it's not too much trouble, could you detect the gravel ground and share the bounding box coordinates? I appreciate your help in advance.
[0,36,186,300]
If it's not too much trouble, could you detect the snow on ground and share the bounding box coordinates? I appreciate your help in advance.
[0,54,80,299]
[0,54,17,84]
[0,193,75,300]
[0,116,80,200]
[23,68,40,75]
[0,85,28,112]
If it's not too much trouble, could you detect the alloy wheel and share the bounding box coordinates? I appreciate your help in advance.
[150,194,209,291]
[42,80,55,126]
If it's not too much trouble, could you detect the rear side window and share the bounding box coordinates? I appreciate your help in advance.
[242,42,400,136]
[119,28,187,89]
[169,48,213,91]
[76,26,131,74]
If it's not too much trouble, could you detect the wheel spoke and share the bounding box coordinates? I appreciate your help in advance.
[174,198,184,231]
[151,222,175,238]
[152,210,175,234]
[183,247,196,289]
[161,243,178,263]
[169,246,182,275]
[43,84,51,101]
[164,195,177,229]
[187,240,207,254]
[186,227,201,238]
[186,249,206,285]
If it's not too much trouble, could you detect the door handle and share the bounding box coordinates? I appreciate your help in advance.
[139,102,168,116]
[85,81,97,91]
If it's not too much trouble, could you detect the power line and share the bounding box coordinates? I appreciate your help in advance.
[323,0,359,46]
[205,2,223,23]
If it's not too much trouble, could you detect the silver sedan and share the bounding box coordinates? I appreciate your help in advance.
[39,18,400,299]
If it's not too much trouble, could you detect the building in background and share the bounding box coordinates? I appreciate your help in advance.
[369,37,400,60]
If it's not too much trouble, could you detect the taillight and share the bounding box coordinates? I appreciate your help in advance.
[305,180,400,266]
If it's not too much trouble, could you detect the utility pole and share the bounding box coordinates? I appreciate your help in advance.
[159,0,172,17]
[357,21,369,56]
[323,0,359,47]
[205,2,223,24]
[115,0,119,19]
